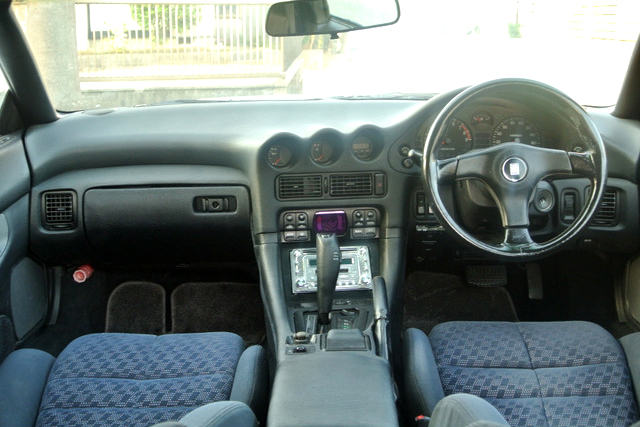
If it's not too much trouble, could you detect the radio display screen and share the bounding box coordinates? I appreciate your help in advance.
[313,210,347,235]
[309,258,354,267]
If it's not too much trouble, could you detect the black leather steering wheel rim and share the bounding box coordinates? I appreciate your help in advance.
[423,79,607,260]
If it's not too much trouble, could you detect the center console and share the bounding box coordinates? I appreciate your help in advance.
[279,208,381,335]
[267,350,398,427]
[264,207,399,427]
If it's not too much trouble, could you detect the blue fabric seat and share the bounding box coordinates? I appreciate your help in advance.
[0,332,268,427]
[403,321,639,427]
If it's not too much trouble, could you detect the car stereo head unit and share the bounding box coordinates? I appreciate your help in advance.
[290,246,372,294]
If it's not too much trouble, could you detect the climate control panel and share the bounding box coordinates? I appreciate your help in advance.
[290,246,372,294]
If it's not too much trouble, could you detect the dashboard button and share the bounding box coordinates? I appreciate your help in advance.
[364,227,376,237]
[352,229,365,238]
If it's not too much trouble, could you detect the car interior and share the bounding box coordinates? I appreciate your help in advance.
[2,0,640,426]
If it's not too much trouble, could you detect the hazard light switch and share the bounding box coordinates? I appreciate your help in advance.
[374,173,386,195]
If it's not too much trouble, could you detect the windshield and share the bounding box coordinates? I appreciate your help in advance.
[12,0,640,110]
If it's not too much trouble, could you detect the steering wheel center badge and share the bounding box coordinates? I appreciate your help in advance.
[502,157,528,182]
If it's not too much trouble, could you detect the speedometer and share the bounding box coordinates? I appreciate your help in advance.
[491,116,542,146]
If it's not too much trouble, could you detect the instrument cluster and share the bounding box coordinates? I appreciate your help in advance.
[433,108,547,160]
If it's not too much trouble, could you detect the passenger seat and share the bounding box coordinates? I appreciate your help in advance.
[0,332,268,427]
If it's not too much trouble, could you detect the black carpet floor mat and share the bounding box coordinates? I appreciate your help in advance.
[171,282,265,346]
[106,282,166,334]
[404,271,518,334]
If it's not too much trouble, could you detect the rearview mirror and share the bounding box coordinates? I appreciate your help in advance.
[266,0,400,37]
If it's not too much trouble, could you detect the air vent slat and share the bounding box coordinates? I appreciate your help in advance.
[278,175,323,199]
[593,188,617,226]
[43,191,75,230]
[329,174,373,197]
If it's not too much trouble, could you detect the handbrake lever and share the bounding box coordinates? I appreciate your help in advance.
[372,276,390,361]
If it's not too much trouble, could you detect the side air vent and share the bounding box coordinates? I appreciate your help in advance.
[330,173,373,197]
[42,191,76,230]
[593,188,617,226]
[278,175,323,199]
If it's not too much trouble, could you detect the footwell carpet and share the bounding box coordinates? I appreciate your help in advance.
[171,282,265,345]
[106,281,166,334]
[403,271,518,334]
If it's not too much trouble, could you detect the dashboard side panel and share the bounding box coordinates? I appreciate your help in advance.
[0,132,36,345]
[0,132,30,213]
[589,109,640,183]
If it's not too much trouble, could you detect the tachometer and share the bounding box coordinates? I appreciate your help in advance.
[491,116,542,146]
[437,118,473,160]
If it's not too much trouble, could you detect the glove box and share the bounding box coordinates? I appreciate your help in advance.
[83,186,252,264]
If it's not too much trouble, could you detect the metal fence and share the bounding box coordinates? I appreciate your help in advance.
[568,2,640,42]
[75,2,284,81]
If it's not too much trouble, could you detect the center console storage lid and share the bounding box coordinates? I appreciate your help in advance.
[267,352,398,427]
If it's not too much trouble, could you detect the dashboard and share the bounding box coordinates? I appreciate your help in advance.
[20,88,640,268]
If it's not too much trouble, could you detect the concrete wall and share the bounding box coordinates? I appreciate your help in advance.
[24,0,82,110]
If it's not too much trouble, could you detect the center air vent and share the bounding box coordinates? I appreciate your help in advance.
[330,173,373,197]
[592,188,617,226]
[278,175,322,199]
[42,191,76,230]
[277,172,384,200]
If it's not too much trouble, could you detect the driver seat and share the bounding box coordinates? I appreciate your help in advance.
[403,321,640,427]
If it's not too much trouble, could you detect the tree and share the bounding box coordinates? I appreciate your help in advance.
[508,22,522,38]
[130,4,201,44]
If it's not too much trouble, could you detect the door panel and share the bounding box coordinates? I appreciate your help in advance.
[0,132,42,356]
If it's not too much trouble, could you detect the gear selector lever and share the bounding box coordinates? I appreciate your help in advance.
[316,232,341,325]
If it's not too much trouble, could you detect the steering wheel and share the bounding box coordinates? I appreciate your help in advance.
[423,79,607,260]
